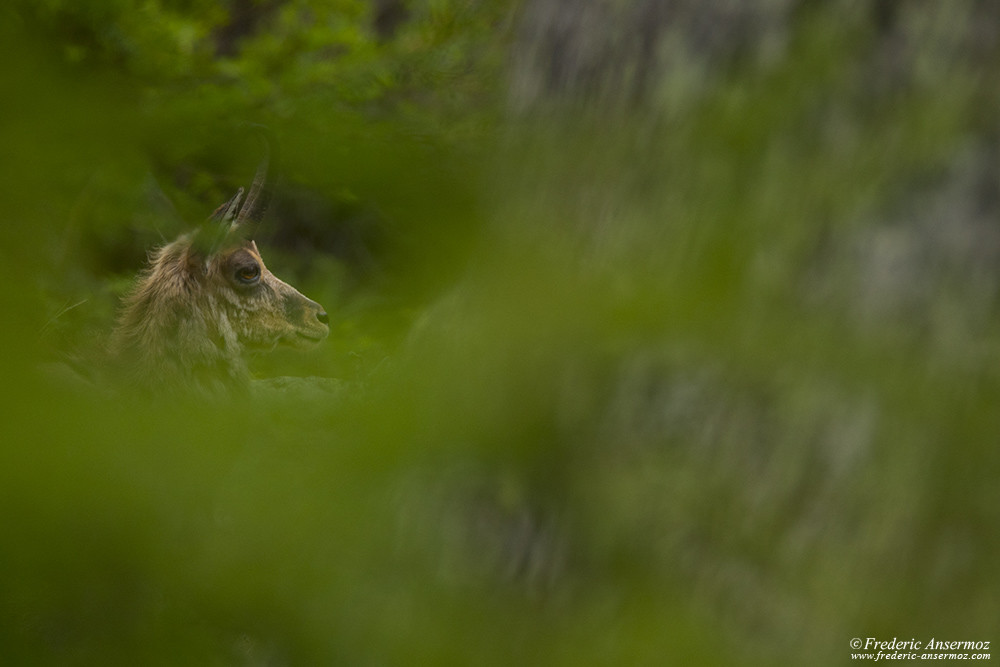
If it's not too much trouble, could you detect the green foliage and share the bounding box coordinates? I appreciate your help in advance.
[2,1,999,665]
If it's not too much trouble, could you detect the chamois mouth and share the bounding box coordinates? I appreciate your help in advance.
[289,326,329,347]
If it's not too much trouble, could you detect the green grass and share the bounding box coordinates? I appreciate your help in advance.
[2,3,999,665]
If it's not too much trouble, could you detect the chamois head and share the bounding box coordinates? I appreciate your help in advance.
[111,134,330,394]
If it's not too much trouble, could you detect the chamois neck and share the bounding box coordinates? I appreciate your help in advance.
[110,237,250,394]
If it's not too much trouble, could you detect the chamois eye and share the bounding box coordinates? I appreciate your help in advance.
[236,264,260,285]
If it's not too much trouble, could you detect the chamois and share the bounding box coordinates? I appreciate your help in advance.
[110,137,329,394]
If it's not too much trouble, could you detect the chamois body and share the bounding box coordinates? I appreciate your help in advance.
[110,137,329,394]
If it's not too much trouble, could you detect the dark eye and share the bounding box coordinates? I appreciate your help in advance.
[235,264,261,285]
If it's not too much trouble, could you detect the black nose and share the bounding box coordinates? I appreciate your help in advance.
[317,310,329,325]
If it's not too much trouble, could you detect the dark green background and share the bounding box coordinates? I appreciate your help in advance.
[2,1,998,664]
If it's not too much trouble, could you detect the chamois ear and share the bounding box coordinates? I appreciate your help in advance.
[232,125,279,240]
[211,187,245,226]
[193,186,245,253]
[186,196,232,256]
[193,125,278,253]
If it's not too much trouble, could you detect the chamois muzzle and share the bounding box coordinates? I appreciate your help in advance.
[282,291,330,348]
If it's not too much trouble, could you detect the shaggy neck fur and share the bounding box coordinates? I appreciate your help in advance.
[110,235,250,394]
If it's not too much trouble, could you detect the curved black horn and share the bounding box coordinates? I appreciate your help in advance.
[233,125,280,233]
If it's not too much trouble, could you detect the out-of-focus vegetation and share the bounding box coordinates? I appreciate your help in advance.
[2,0,999,664]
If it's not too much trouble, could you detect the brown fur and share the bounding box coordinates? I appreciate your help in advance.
[110,230,329,394]
[111,133,328,394]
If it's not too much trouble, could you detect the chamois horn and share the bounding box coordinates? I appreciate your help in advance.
[208,125,279,237]
[234,125,278,233]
